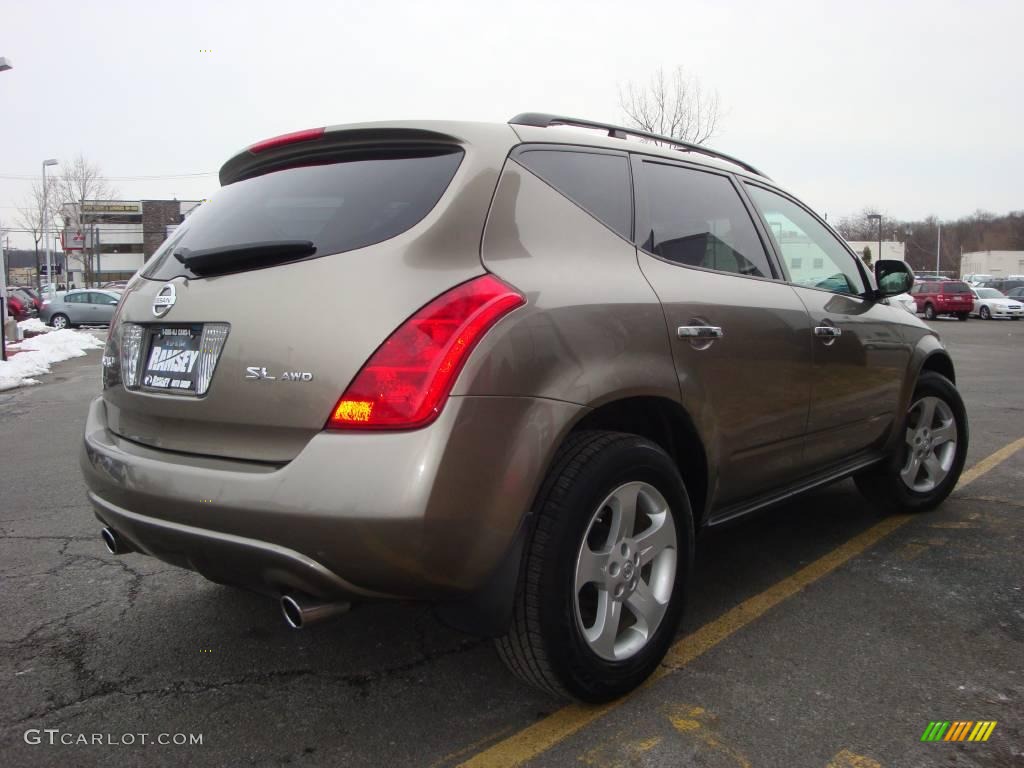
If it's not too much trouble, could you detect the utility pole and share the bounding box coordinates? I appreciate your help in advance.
[936,222,942,276]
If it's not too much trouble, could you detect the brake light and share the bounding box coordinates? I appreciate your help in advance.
[248,127,325,154]
[328,275,525,430]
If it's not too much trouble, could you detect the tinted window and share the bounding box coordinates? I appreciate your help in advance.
[65,293,86,304]
[639,162,772,278]
[942,282,970,294]
[90,292,119,305]
[144,148,464,281]
[517,149,631,238]
[745,185,865,295]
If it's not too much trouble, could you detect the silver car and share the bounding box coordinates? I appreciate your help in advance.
[41,289,122,329]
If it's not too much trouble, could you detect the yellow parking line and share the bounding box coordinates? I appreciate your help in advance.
[458,438,1024,768]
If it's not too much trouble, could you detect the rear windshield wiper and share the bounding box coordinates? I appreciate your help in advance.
[174,240,316,276]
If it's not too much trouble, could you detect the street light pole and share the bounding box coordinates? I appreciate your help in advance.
[867,213,882,267]
[42,159,59,297]
[0,57,13,337]
[936,221,942,277]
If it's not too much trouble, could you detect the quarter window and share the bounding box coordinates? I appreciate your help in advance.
[516,149,632,239]
[639,161,773,279]
[745,185,866,295]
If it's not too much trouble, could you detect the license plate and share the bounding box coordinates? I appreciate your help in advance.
[142,326,203,393]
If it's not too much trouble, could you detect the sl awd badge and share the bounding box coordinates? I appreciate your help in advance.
[245,367,314,382]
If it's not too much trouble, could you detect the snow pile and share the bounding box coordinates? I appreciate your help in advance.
[17,318,54,335]
[0,329,104,391]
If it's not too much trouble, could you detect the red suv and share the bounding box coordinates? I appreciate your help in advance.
[911,280,972,321]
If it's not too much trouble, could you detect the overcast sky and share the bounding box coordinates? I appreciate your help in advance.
[2,0,1022,248]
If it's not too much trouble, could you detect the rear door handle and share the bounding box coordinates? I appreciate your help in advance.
[814,326,842,338]
[678,325,724,339]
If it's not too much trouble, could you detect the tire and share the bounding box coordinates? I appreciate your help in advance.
[1013,317,1020,321]
[496,431,694,702]
[957,312,969,321]
[50,313,70,330]
[924,304,936,320]
[979,306,991,320]
[855,371,968,514]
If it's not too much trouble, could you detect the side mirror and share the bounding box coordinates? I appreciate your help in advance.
[875,260,914,297]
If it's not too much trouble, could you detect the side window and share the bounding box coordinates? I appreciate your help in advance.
[516,149,632,239]
[638,161,773,279]
[745,185,866,295]
[91,292,118,305]
[65,293,85,304]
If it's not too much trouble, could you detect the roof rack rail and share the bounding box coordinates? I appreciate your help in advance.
[508,112,769,179]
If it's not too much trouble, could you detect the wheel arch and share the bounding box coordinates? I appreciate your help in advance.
[570,396,710,527]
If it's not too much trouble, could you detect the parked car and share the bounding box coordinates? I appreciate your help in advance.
[911,280,972,320]
[963,273,993,285]
[1006,286,1024,301]
[82,114,968,702]
[15,286,44,312]
[4,290,35,323]
[40,289,122,329]
[3,287,39,321]
[891,292,918,314]
[100,280,130,290]
[970,287,1023,320]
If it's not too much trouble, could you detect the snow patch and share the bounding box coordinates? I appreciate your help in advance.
[0,329,104,391]
[17,318,54,335]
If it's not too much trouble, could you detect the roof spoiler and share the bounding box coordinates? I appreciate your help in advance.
[508,112,769,179]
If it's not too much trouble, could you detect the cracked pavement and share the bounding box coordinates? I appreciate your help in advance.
[1,319,1021,767]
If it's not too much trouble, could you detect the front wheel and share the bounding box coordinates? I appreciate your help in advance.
[496,431,693,702]
[855,371,968,514]
[979,306,991,320]
[50,313,70,330]
[924,304,936,320]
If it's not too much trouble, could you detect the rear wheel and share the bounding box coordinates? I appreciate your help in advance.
[855,371,968,514]
[496,431,693,702]
[979,306,991,320]
[50,313,70,330]
[957,312,969,321]
[924,304,936,320]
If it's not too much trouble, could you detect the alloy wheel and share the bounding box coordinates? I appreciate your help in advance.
[901,396,958,493]
[574,481,677,661]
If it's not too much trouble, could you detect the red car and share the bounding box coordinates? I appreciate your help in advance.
[910,280,973,321]
[3,288,38,321]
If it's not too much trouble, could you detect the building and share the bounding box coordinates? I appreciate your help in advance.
[960,250,1024,280]
[845,240,906,263]
[61,199,201,286]
[1,249,67,288]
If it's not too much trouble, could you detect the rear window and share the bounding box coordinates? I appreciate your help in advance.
[942,282,970,294]
[144,148,464,281]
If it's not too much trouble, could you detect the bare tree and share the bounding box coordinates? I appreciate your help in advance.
[54,154,118,287]
[16,182,61,287]
[619,66,722,145]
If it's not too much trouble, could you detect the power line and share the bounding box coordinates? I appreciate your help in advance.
[0,172,216,181]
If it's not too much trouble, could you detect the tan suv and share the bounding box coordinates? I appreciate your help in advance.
[82,114,968,702]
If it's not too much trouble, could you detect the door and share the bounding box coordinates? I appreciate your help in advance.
[743,184,911,469]
[64,292,88,323]
[632,158,814,508]
[89,291,120,323]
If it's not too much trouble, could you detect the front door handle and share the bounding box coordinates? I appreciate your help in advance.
[678,325,724,339]
[814,326,842,338]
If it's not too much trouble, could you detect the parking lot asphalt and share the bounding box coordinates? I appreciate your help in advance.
[0,317,1021,768]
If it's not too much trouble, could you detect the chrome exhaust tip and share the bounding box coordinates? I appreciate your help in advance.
[280,594,350,630]
[101,527,124,555]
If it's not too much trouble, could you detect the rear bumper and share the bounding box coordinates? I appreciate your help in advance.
[82,394,583,601]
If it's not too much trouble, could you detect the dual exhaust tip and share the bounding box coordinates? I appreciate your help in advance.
[100,527,349,630]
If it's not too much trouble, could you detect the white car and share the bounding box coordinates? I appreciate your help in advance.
[891,292,918,314]
[970,287,1023,320]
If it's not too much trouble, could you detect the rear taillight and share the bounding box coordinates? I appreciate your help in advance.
[327,275,525,430]
[248,127,325,154]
